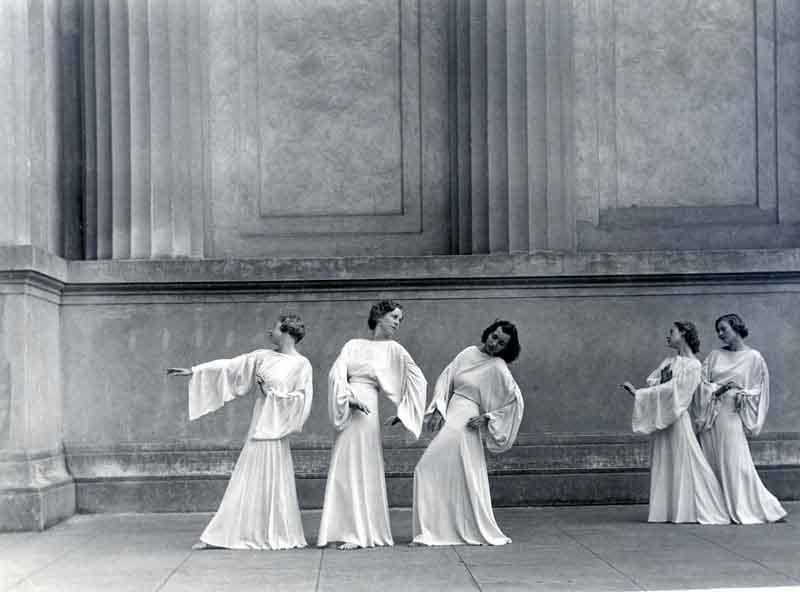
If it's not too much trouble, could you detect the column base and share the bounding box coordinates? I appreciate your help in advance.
[0,449,76,531]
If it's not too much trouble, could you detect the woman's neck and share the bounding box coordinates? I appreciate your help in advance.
[675,343,695,359]
[277,341,298,355]
[727,337,746,351]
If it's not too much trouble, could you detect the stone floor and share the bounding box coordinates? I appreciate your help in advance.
[1,503,798,592]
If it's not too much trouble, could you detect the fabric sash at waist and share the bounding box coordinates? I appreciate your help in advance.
[451,390,481,407]
[349,377,378,387]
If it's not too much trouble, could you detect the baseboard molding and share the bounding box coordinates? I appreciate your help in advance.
[66,433,800,513]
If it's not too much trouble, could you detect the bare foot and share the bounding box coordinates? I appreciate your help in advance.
[338,542,361,551]
[408,541,421,547]
[192,541,212,550]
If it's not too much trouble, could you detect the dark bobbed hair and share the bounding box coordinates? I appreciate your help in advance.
[715,313,749,339]
[674,321,700,354]
[368,300,404,330]
[481,320,521,363]
[279,314,306,343]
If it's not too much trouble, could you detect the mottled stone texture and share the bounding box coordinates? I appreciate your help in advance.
[0,280,75,531]
[573,0,800,250]
[256,0,402,217]
[614,0,756,207]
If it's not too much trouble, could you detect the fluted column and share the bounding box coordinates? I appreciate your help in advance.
[81,0,208,260]
[0,0,79,257]
[451,0,575,254]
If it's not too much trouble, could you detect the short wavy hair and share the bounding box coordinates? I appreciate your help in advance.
[715,313,748,339]
[367,300,403,330]
[674,321,700,354]
[481,320,521,363]
[278,314,306,343]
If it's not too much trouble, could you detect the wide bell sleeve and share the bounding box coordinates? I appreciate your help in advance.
[632,358,700,435]
[377,343,428,439]
[188,352,259,420]
[737,353,770,437]
[426,357,456,419]
[691,352,722,433]
[482,366,524,454]
[328,341,356,432]
[252,359,314,440]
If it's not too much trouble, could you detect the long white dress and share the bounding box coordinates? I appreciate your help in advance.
[188,349,313,549]
[412,346,524,546]
[692,348,787,524]
[632,355,729,524]
[317,338,427,548]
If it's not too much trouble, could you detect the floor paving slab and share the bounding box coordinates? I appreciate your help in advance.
[2,503,797,592]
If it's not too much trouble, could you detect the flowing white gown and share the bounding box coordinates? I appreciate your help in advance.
[692,348,787,524]
[188,349,313,549]
[412,346,524,546]
[632,355,729,524]
[317,339,427,548]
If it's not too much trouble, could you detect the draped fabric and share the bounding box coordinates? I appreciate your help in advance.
[412,346,524,545]
[692,348,786,524]
[692,348,770,437]
[187,349,313,549]
[318,339,428,548]
[631,355,729,524]
[633,356,700,435]
[190,349,313,440]
[327,339,427,438]
[427,346,523,453]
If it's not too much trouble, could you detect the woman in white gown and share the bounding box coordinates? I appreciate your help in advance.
[412,320,524,546]
[166,314,313,549]
[691,313,787,524]
[317,300,428,550]
[621,321,729,524]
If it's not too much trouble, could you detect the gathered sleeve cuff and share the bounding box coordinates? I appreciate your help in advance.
[691,354,721,433]
[252,359,313,440]
[738,355,769,437]
[327,342,355,432]
[382,346,428,439]
[632,358,700,435]
[482,374,524,454]
[188,352,258,420]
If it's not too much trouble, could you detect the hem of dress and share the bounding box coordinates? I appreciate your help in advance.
[411,536,511,547]
[647,517,730,525]
[729,510,788,525]
[315,540,394,548]
[200,537,308,551]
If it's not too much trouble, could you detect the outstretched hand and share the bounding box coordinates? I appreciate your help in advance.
[166,367,192,377]
[620,382,636,397]
[466,415,489,430]
[349,399,371,415]
[383,415,402,427]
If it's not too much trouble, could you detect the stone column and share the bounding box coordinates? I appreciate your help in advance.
[0,0,82,258]
[0,0,78,531]
[81,0,209,260]
[450,0,575,254]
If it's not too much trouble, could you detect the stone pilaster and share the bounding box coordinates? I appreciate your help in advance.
[81,0,209,260]
[450,0,575,254]
[0,248,73,531]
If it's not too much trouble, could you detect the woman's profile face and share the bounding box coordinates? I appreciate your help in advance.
[376,308,404,337]
[269,320,283,345]
[666,325,683,349]
[716,320,737,345]
[484,327,510,357]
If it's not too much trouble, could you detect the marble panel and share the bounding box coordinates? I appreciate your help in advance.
[614,0,757,207]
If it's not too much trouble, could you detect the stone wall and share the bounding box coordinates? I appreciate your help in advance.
[53,250,800,512]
